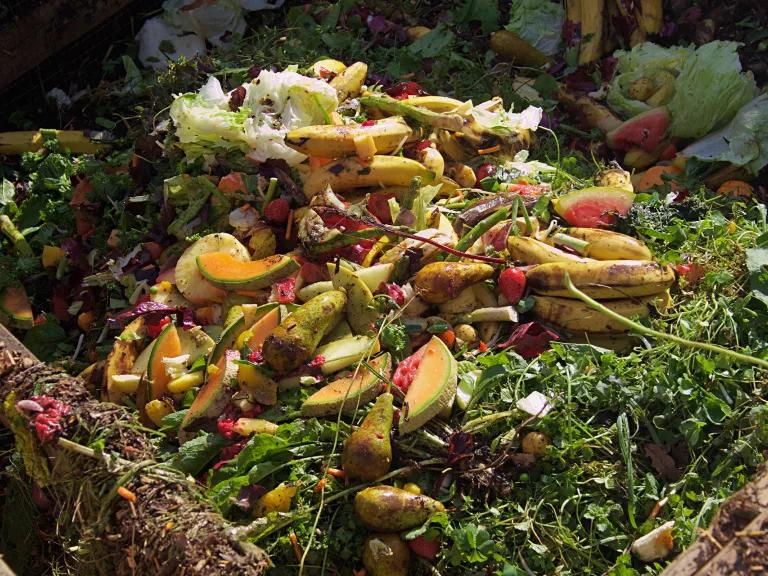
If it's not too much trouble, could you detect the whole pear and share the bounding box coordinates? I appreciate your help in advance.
[342,393,393,481]
[362,533,411,576]
[354,485,445,531]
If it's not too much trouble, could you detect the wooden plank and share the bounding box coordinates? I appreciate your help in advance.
[0,323,36,362]
[0,0,135,92]
[661,466,768,575]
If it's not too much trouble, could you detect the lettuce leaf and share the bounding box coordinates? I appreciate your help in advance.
[681,95,768,175]
[607,43,691,119]
[505,0,564,57]
[668,41,757,139]
[170,72,337,166]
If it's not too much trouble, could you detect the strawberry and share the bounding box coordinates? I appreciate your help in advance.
[264,198,290,224]
[475,162,496,181]
[499,267,526,304]
[408,535,440,560]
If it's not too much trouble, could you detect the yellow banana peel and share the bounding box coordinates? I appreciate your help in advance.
[526,260,675,299]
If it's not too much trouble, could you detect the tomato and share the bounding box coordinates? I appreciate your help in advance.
[386,81,428,99]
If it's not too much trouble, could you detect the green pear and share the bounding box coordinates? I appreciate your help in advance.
[262,290,346,373]
[354,485,445,531]
[362,533,411,576]
[342,393,393,481]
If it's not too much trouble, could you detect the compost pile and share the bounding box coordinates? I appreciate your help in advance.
[1,1,767,575]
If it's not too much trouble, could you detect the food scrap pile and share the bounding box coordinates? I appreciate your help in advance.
[1,1,767,575]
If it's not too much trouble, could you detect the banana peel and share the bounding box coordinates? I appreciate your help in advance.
[0,130,109,155]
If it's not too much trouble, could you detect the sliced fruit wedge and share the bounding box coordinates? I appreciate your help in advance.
[399,336,458,435]
[197,253,299,291]
[301,353,391,417]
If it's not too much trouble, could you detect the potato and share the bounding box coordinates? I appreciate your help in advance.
[521,431,550,456]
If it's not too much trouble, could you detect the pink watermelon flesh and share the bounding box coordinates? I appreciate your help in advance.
[606,107,671,152]
[556,188,634,228]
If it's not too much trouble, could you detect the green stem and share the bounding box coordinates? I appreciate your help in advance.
[562,273,768,370]
[552,233,589,253]
[462,410,518,432]
[446,207,508,261]
[0,215,33,257]
[262,177,278,211]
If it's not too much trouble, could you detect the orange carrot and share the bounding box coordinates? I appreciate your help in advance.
[438,329,456,349]
[314,477,328,492]
[117,486,137,503]
[324,467,346,478]
[289,532,303,563]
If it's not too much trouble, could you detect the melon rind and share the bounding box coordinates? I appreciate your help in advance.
[175,233,250,304]
[301,353,391,417]
[399,336,458,435]
[554,187,635,228]
[179,350,239,444]
[606,107,671,152]
[197,253,300,291]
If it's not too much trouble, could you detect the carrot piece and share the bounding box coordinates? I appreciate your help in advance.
[117,486,137,503]
[438,329,456,349]
[324,467,346,478]
[289,532,303,563]
[314,477,328,492]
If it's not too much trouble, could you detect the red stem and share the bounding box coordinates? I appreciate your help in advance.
[318,207,507,265]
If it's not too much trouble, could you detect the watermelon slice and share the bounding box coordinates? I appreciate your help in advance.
[554,187,635,228]
[606,107,671,152]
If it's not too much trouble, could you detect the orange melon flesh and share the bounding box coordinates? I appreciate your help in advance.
[246,307,280,350]
[0,285,33,327]
[179,351,239,443]
[301,353,391,417]
[197,253,299,290]
[399,336,457,435]
[148,324,182,399]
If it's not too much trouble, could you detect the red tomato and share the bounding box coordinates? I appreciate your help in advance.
[386,81,428,99]
[408,536,440,560]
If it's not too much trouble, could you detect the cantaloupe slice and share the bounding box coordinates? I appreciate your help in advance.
[197,253,299,291]
[210,304,279,364]
[0,285,33,329]
[301,353,391,417]
[147,323,183,400]
[175,233,250,304]
[179,350,239,444]
[237,307,280,351]
[399,337,457,435]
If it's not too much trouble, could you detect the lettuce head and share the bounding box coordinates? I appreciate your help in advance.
[170,71,338,166]
[668,41,758,139]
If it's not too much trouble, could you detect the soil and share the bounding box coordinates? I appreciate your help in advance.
[0,337,270,576]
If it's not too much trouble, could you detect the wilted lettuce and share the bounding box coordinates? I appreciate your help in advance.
[668,41,757,138]
[607,43,692,118]
[505,0,564,57]
[681,95,768,175]
[170,71,338,166]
